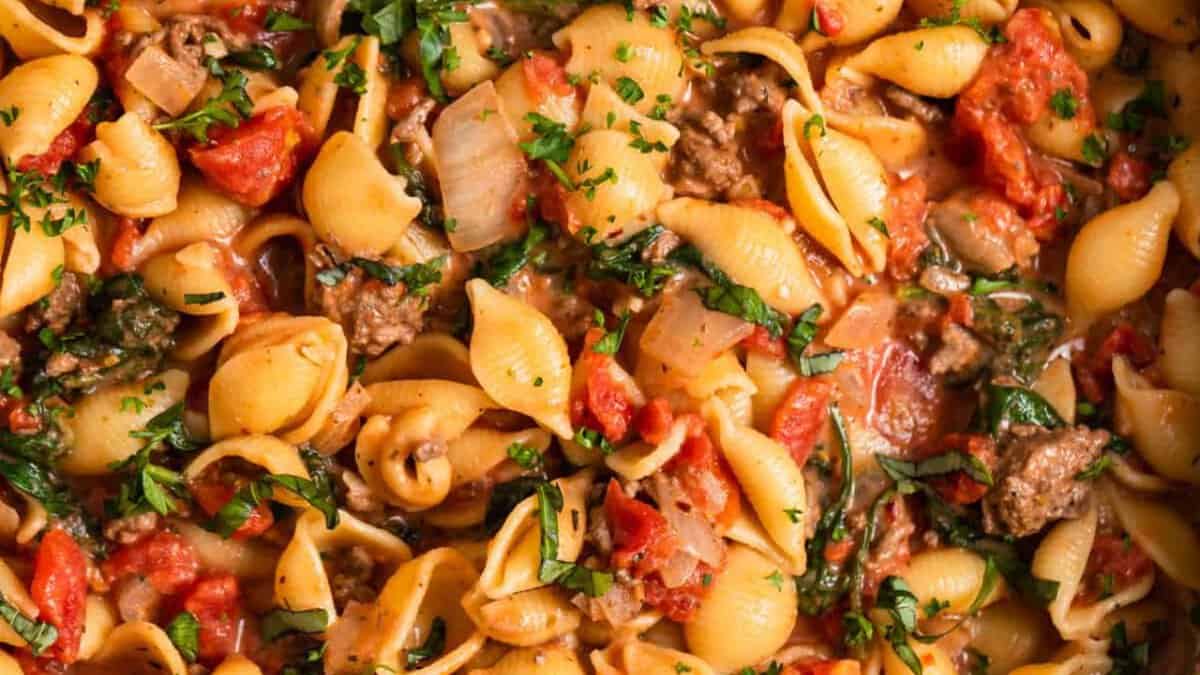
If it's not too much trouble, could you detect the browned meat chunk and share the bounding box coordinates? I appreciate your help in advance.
[326,546,378,609]
[314,266,426,357]
[128,14,250,70]
[884,85,946,125]
[25,272,86,336]
[984,425,1109,537]
[672,111,755,200]
[930,323,990,380]
[0,331,20,370]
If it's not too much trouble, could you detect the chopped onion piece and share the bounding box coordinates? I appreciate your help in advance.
[640,291,754,377]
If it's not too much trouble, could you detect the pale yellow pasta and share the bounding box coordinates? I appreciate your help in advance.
[845,26,988,98]
[591,637,716,675]
[1025,109,1093,163]
[233,214,320,308]
[173,519,280,580]
[433,81,527,252]
[0,558,40,649]
[183,434,311,506]
[363,333,475,385]
[275,509,413,616]
[1111,0,1198,43]
[606,414,690,480]
[348,548,484,673]
[303,131,421,258]
[122,175,254,268]
[59,370,188,476]
[1168,142,1200,258]
[553,5,685,115]
[0,1,104,60]
[1032,358,1077,423]
[1009,653,1113,675]
[580,83,679,169]
[363,379,497,434]
[801,0,904,47]
[969,600,1056,673]
[448,428,551,488]
[659,198,826,314]
[477,469,593,598]
[684,544,797,672]
[1160,288,1200,396]
[881,639,956,675]
[1065,181,1179,328]
[1030,0,1123,71]
[702,27,823,113]
[1112,355,1200,484]
[704,397,808,573]
[140,241,239,360]
[462,586,582,647]
[1032,503,1154,639]
[0,54,96,164]
[637,351,752,415]
[825,110,930,172]
[1105,453,1172,493]
[495,56,580,142]
[467,279,573,439]
[0,650,19,675]
[209,315,349,445]
[87,622,189,675]
[1101,479,1200,590]
[297,35,390,149]
[564,129,669,239]
[1159,45,1200,143]
[78,595,118,662]
[468,645,587,675]
[355,408,455,510]
[906,0,1017,23]
[442,23,501,96]
[724,507,799,575]
[0,219,64,318]
[212,656,264,675]
[76,112,180,217]
[903,548,1006,614]
[773,0,814,32]
[747,350,798,432]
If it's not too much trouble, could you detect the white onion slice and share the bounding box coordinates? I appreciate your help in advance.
[640,291,754,377]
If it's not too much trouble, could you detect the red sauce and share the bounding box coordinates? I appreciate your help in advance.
[812,2,845,38]
[1077,534,1153,602]
[521,51,573,102]
[191,481,275,540]
[885,175,930,281]
[571,328,637,442]
[604,479,679,578]
[30,529,88,664]
[952,9,1094,239]
[641,561,714,623]
[188,106,311,207]
[923,433,997,505]
[178,574,244,664]
[741,325,786,358]
[16,112,94,177]
[771,378,832,467]
[1074,323,1155,403]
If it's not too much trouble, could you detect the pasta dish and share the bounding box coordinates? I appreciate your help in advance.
[0,0,1194,673]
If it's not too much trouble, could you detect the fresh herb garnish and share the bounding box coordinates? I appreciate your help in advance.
[506,442,543,470]
[166,612,200,662]
[981,384,1063,434]
[1049,88,1078,119]
[668,244,788,338]
[585,224,676,297]
[0,594,57,655]
[315,256,445,294]
[406,616,446,669]
[480,216,548,288]
[519,113,576,190]
[591,311,631,355]
[264,8,312,31]
[261,608,330,641]
[154,62,252,143]
[534,480,613,597]
[183,291,226,305]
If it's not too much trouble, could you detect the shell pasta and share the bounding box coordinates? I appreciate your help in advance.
[0,3,1193,675]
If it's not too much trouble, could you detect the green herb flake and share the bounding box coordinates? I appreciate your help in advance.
[166,611,200,662]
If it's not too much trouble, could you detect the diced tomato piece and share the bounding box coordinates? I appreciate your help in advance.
[30,529,88,663]
[863,341,948,451]
[634,398,674,445]
[665,429,741,529]
[1075,323,1155,403]
[944,293,975,329]
[1078,534,1154,602]
[10,651,56,675]
[641,562,714,623]
[223,0,268,34]
[812,1,845,37]
[924,433,998,505]
[101,531,200,595]
[191,481,274,540]
[786,660,861,675]
[604,480,679,578]
[521,51,573,102]
[386,77,429,120]
[571,328,636,443]
[886,175,929,281]
[8,404,41,434]
[180,574,242,665]
[952,9,1093,239]
[16,112,94,177]
[528,165,579,233]
[733,198,791,222]
[771,378,832,467]
[1106,151,1153,202]
[188,106,309,207]
[108,217,143,273]
[742,325,786,359]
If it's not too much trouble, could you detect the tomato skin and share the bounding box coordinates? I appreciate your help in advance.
[634,398,674,445]
[862,341,948,451]
[107,217,142,273]
[215,245,270,316]
[604,480,679,578]
[641,562,714,623]
[742,325,786,359]
[925,433,997,505]
[1106,151,1153,202]
[16,113,94,177]
[885,175,929,281]
[30,529,88,663]
[571,328,636,443]
[191,482,274,540]
[813,2,845,37]
[771,378,832,468]
[1075,323,1155,403]
[101,531,200,595]
[188,107,309,207]
[786,660,861,675]
[180,574,242,665]
[521,51,573,101]
[664,429,741,530]
[944,293,975,329]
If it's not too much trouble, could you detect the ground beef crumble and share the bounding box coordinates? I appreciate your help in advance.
[312,262,426,358]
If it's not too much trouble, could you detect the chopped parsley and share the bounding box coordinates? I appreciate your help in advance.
[585,224,676,297]
[166,612,200,662]
[261,608,330,641]
[614,76,645,105]
[315,256,445,294]
[786,304,843,376]
[803,114,826,139]
[264,8,312,31]
[519,113,576,190]
[506,442,543,470]
[1049,88,1079,120]
[334,62,369,95]
[154,61,252,142]
[591,310,631,355]
[534,480,614,597]
[405,616,446,669]
[0,106,18,126]
[183,291,226,305]
[1081,133,1108,167]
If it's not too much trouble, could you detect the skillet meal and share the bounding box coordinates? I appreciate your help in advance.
[0,0,1194,673]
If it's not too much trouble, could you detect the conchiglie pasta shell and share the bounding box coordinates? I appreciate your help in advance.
[580,83,678,164]
[564,129,668,239]
[746,350,797,432]
[0,649,20,674]
[212,656,264,675]
[1102,479,1200,590]
[684,544,797,672]
[1032,358,1077,424]
[78,112,180,217]
[808,118,892,272]
[355,409,454,510]
[658,197,825,314]
[1168,142,1200,258]
[478,470,593,599]
[0,54,96,163]
[447,427,551,487]
[1111,0,1198,43]
[172,519,280,580]
[845,26,988,98]
[903,548,1006,614]
[969,600,1056,673]
[297,35,389,149]
[59,370,189,476]
[1159,289,1200,397]
[274,509,412,616]
[906,0,1016,23]
[0,2,104,59]
[441,22,501,96]
[605,415,690,481]
[127,175,255,268]
[799,0,904,47]
[363,379,497,436]
[1065,181,1178,329]
[704,397,807,573]
[356,547,485,673]
[303,131,420,257]
[1031,0,1123,71]
[592,638,717,675]
[468,645,587,675]
[183,434,311,507]
[1112,355,1200,484]
[494,57,579,142]
[361,333,475,385]
[79,595,118,661]
[140,241,239,360]
[467,280,573,439]
[462,586,582,647]
[87,622,189,675]
[0,221,63,318]
[701,27,822,113]
[1159,46,1200,144]
[553,5,684,115]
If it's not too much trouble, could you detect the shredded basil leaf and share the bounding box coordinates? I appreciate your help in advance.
[166,611,200,662]
[261,608,330,641]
